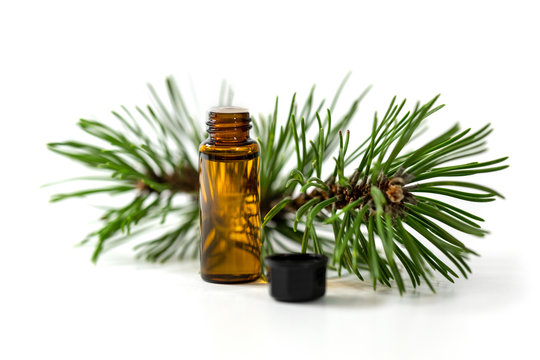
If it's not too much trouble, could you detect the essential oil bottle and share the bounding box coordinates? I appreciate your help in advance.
[199,107,261,283]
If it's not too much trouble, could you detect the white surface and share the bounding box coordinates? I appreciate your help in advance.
[1,1,539,359]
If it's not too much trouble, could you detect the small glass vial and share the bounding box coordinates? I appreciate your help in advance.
[199,107,261,283]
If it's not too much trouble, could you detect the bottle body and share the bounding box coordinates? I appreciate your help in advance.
[199,107,261,283]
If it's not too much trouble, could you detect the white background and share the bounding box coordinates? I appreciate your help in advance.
[1,0,539,359]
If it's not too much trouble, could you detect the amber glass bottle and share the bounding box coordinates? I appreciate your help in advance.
[199,107,261,283]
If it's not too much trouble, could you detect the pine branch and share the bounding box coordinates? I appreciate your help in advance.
[263,94,508,294]
[47,76,209,263]
[47,75,508,294]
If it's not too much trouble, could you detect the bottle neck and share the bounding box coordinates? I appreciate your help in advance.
[207,107,251,144]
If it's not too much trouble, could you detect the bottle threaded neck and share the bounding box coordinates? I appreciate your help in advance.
[207,106,251,143]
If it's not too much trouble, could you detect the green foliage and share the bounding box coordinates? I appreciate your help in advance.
[266,92,508,294]
[47,77,207,262]
[47,75,508,294]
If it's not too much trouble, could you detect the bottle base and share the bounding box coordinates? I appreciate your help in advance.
[201,273,260,284]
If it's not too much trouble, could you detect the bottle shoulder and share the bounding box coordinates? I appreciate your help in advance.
[199,138,260,159]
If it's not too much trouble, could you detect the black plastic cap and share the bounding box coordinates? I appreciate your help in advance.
[265,253,328,302]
